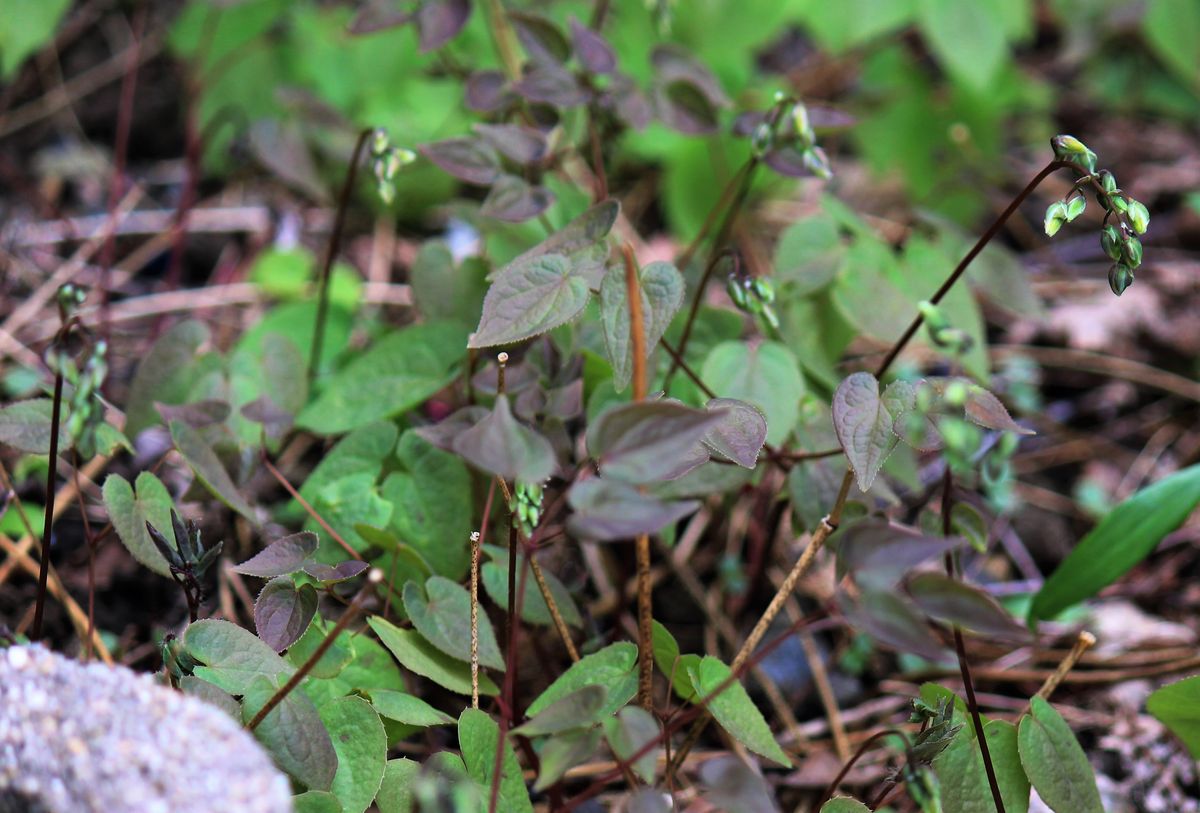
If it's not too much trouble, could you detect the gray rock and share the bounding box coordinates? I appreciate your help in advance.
[0,645,292,813]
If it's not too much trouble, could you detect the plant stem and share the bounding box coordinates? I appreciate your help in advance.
[816,728,909,810]
[308,127,372,386]
[247,571,380,731]
[874,160,1068,378]
[30,370,64,640]
[624,244,655,710]
[1031,630,1095,709]
[942,469,1006,813]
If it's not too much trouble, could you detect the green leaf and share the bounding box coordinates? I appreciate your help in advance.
[821,799,871,813]
[0,399,63,454]
[1029,465,1200,625]
[688,656,790,766]
[1017,697,1103,813]
[184,619,293,695]
[933,720,1030,813]
[368,617,499,696]
[452,394,557,483]
[603,706,660,784]
[254,576,318,652]
[481,546,582,628]
[302,626,406,707]
[288,616,353,680]
[410,242,489,326]
[125,320,210,437]
[0,0,71,77]
[1143,0,1200,87]
[701,341,804,446]
[831,373,913,491]
[308,473,392,555]
[526,642,638,718]
[917,0,1009,92]
[242,674,337,792]
[382,431,474,579]
[367,689,455,727]
[514,685,609,736]
[533,728,601,792]
[1147,675,1200,758]
[318,695,388,813]
[102,471,176,578]
[651,620,699,701]
[293,791,343,813]
[599,260,686,392]
[774,214,844,296]
[458,708,534,813]
[403,576,505,670]
[375,758,419,813]
[469,254,592,348]
[297,322,466,435]
[587,400,723,484]
[169,419,257,521]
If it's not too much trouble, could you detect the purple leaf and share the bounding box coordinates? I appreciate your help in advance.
[481,175,555,223]
[587,400,726,484]
[834,519,965,590]
[832,373,914,492]
[248,120,328,203]
[302,560,370,584]
[451,394,557,483]
[234,531,319,578]
[701,398,767,468]
[515,64,590,107]
[605,74,652,130]
[155,399,230,428]
[469,254,591,348]
[413,405,490,451]
[963,386,1033,435]
[347,0,413,34]
[465,70,512,112]
[509,11,571,64]
[658,81,720,134]
[651,47,729,107]
[418,137,501,186]
[839,588,947,660]
[569,17,616,74]
[474,123,549,165]
[254,577,318,652]
[416,0,471,52]
[906,572,1027,639]
[567,478,699,541]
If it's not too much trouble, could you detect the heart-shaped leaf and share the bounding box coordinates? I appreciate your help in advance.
[234,531,318,578]
[470,254,591,348]
[567,478,699,541]
[702,398,768,468]
[403,577,504,670]
[599,260,685,392]
[832,373,914,491]
[451,395,557,483]
[587,400,724,484]
[254,576,318,652]
[102,471,176,578]
[419,137,500,186]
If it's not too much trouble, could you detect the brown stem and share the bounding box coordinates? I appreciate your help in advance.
[261,454,362,561]
[874,161,1069,378]
[309,127,372,385]
[816,728,909,810]
[247,571,380,731]
[30,370,64,640]
[942,470,1006,813]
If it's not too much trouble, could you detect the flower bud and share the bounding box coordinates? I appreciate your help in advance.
[1101,225,1122,260]
[1126,199,1149,235]
[750,276,776,305]
[1051,134,1097,173]
[1065,195,1086,222]
[802,146,832,179]
[1121,236,1143,268]
[1043,201,1068,236]
[791,102,815,146]
[1108,263,1134,296]
[1098,170,1118,194]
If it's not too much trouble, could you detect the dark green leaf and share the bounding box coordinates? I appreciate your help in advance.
[403,576,504,670]
[125,320,210,437]
[907,573,1025,639]
[821,799,870,813]
[169,419,257,521]
[1017,697,1103,813]
[688,656,790,766]
[495,200,619,278]
[185,619,293,695]
[603,706,660,784]
[242,674,337,792]
[410,243,489,326]
[235,532,318,578]
[452,395,557,483]
[1030,465,1200,625]
[599,260,685,392]
[934,719,1029,813]
[481,546,582,628]
[534,727,601,792]
[255,577,318,652]
[701,341,805,446]
[0,399,64,454]
[526,642,638,718]
[470,254,591,348]
[375,758,419,813]
[367,689,455,727]
[292,791,342,813]
[515,685,609,736]
[317,695,387,813]
[459,708,534,813]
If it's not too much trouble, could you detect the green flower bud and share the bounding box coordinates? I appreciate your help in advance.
[802,146,832,179]
[791,102,815,146]
[996,431,1019,457]
[944,380,969,407]
[1051,134,1097,173]
[1108,263,1134,296]
[1043,201,1068,236]
[1098,170,1118,194]
[751,122,773,157]
[1065,195,1086,222]
[918,300,947,331]
[1121,235,1143,268]
[750,276,776,305]
[725,275,750,309]
[1126,199,1150,235]
[1101,225,1122,260]
[1110,195,1129,213]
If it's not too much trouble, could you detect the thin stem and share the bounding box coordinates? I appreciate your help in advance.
[309,127,372,386]
[248,571,380,730]
[471,534,484,709]
[529,554,579,662]
[483,0,521,81]
[942,470,1006,813]
[261,454,362,561]
[30,370,64,640]
[1030,630,1095,710]
[624,244,655,710]
[874,160,1069,378]
[816,728,909,810]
